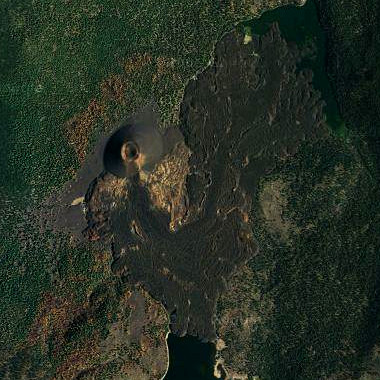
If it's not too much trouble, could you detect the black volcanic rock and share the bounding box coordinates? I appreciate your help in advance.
[85,24,326,340]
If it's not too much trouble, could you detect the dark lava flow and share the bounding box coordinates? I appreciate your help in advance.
[83,24,327,341]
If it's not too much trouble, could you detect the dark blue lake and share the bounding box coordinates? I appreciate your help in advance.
[164,334,217,380]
